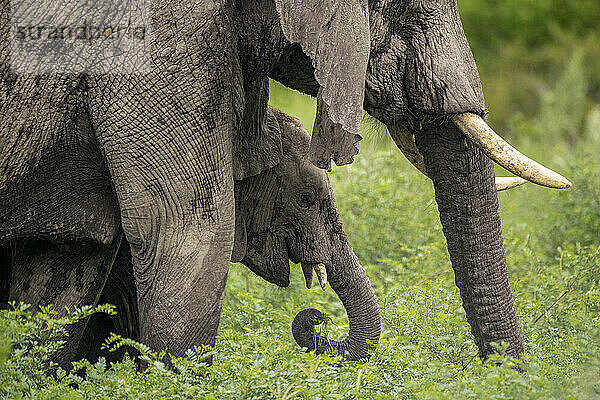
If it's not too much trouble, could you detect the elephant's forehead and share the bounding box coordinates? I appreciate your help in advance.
[275,156,327,192]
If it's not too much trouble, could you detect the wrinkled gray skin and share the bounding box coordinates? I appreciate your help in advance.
[0,104,380,365]
[273,0,524,359]
[1,0,523,366]
[74,108,380,364]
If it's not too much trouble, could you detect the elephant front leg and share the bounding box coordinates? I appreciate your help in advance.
[9,236,122,369]
[105,151,234,365]
[127,215,233,363]
[91,77,237,364]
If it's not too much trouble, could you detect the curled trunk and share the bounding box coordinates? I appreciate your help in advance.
[292,241,381,361]
[414,121,524,358]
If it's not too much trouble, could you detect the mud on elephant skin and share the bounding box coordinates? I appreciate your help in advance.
[52,107,381,364]
[273,0,572,360]
[1,0,570,365]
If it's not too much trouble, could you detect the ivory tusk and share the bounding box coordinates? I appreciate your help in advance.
[313,263,328,291]
[301,263,314,289]
[388,126,530,191]
[452,112,571,189]
[388,126,428,176]
[495,176,527,191]
[301,263,327,290]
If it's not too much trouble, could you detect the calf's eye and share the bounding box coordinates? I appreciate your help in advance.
[297,191,316,208]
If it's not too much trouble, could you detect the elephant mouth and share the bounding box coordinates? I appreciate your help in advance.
[244,238,331,290]
[269,244,291,288]
[241,238,290,287]
[286,239,330,290]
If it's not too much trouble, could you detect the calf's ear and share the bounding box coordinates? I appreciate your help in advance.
[275,0,370,170]
[233,78,283,180]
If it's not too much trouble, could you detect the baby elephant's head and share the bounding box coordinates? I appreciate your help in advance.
[232,107,342,287]
[232,106,380,361]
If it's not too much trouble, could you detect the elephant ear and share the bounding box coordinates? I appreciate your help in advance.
[233,78,283,180]
[275,0,370,170]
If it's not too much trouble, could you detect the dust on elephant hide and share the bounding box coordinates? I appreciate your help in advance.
[1,107,380,365]
[1,0,570,364]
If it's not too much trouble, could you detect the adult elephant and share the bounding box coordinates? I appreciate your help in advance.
[0,0,569,364]
[270,0,570,359]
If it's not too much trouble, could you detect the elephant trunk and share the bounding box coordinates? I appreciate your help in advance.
[292,239,381,361]
[414,120,524,359]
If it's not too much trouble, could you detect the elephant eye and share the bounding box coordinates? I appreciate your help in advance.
[297,191,316,209]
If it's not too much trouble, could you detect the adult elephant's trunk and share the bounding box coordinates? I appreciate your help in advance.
[414,120,524,359]
[292,239,381,361]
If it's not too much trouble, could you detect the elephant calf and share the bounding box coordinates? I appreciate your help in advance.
[3,107,381,366]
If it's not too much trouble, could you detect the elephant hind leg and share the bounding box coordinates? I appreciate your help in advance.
[76,241,141,365]
[1,243,11,309]
[75,311,142,367]
[10,235,122,370]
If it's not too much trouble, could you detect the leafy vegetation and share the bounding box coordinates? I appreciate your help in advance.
[2,2,599,398]
[2,114,598,397]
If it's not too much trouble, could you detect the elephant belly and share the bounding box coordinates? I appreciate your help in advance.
[0,73,121,246]
[0,133,121,246]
